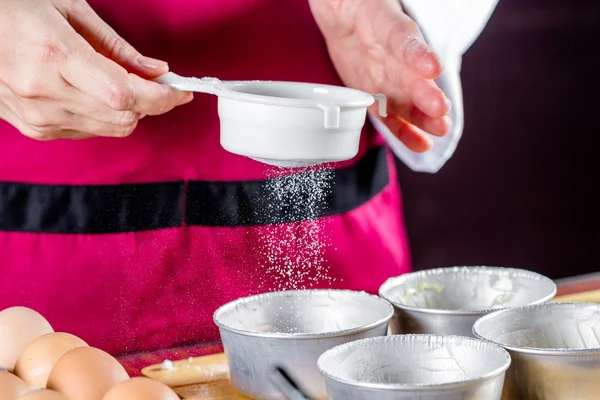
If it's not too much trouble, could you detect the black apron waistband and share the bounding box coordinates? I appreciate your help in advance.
[0,146,389,234]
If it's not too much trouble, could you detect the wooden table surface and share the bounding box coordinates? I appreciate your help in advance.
[117,342,224,378]
[117,273,600,378]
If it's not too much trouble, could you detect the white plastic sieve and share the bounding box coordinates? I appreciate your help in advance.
[155,72,387,168]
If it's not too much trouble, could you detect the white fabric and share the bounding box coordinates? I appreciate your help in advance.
[375,0,499,173]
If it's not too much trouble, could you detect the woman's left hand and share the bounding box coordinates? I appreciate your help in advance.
[309,0,452,153]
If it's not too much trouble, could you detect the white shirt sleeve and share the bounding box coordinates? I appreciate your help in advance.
[372,0,499,173]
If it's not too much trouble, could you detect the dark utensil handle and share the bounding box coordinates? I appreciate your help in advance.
[270,366,313,400]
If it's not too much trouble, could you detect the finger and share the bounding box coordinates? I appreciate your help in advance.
[175,92,195,106]
[61,113,139,138]
[46,130,95,140]
[73,104,142,127]
[379,114,433,153]
[0,101,28,136]
[23,104,140,138]
[364,63,450,136]
[6,80,143,135]
[410,79,451,119]
[58,36,189,115]
[386,22,443,79]
[387,99,452,136]
[63,1,168,78]
[383,57,450,120]
[0,82,23,119]
[371,7,443,79]
[11,95,139,139]
[126,73,193,115]
[407,109,452,137]
[61,86,143,126]
[0,101,93,140]
[397,36,444,80]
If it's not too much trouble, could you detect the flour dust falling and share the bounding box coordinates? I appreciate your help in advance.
[258,165,335,291]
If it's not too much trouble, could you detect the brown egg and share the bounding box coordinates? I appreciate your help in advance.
[101,377,179,400]
[19,389,67,400]
[46,347,129,400]
[0,371,30,399]
[0,307,53,371]
[14,332,89,387]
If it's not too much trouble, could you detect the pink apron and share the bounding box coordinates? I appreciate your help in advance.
[0,0,410,355]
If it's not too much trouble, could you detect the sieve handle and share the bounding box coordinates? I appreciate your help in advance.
[270,367,312,400]
[154,72,223,95]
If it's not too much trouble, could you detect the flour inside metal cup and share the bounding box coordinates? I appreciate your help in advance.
[380,266,557,312]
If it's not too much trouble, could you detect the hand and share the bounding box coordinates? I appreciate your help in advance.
[309,0,452,153]
[0,0,191,140]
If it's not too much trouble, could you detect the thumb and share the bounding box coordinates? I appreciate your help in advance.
[63,2,168,78]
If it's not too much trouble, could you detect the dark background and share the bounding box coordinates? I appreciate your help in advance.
[397,0,600,279]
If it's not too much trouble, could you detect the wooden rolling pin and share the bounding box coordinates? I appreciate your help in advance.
[141,353,249,399]
[553,289,600,303]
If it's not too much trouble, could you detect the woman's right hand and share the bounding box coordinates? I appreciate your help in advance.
[0,0,192,140]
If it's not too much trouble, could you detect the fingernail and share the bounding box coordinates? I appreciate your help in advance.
[137,55,168,69]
